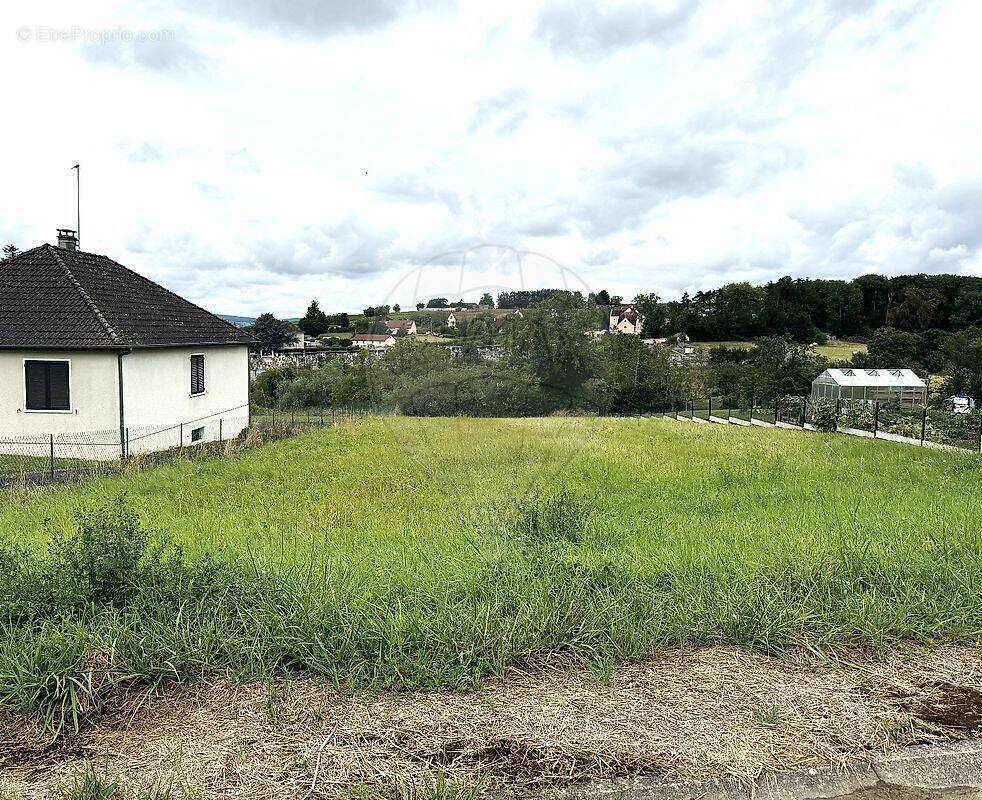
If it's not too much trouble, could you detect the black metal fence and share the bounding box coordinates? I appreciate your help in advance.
[668,395,982,453]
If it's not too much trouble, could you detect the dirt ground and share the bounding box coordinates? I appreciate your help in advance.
[2,646,981,799]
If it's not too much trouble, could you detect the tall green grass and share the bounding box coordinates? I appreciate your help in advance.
[0,417,980,735]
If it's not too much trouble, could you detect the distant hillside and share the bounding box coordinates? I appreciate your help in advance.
[218,315,256,328]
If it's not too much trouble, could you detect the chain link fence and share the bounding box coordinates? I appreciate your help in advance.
[0,404,392,490]
[668,395,982,453]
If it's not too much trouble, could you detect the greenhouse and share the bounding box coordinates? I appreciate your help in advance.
[811,368,927,407]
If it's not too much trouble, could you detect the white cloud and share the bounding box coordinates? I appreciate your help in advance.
[0,0,980,316]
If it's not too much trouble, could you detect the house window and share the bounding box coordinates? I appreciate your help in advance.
[190,354,205,395]
[24,360,71,411]
[190,426,204,442]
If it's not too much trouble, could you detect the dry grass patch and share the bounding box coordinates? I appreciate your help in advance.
[3,646,982,799]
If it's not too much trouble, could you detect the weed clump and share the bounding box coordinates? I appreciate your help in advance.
[57,762,119,800]
[508,486,591,546]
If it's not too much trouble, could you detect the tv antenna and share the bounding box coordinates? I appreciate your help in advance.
[71,164,80,248]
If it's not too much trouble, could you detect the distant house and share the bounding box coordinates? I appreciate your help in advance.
[811,368,927,407]
[351,333,396,350]
[0,230,254,457]
[279,331,319,352]
[446,313,457,329]
[383,319,417,336]
[609,306,644,335]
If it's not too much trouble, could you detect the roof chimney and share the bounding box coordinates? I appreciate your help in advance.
[56,229,78,251]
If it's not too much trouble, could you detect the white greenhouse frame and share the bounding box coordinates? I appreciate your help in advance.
[811,368,927,407]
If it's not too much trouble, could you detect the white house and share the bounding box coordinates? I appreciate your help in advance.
[279,331,319,352]
[609,306,644,334]
[0,231,255,459]
[383,319,417,336]
[446,312,457,329]
[351,333,397,350]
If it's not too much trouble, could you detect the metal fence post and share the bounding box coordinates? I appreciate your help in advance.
[873,401,880,438]
[125,428,130,460]
[708,395,712,420]
[727,395,732,421]
[749,394,755,424]
[801,397,807,428]
[49,434,55,484]
[320,406,324,427]
[271,408,276,429]
[774,396,780,424]
[180,422,184,450]
[219,418,223,445]
[920,406,927,447]
[978,409,982,452]
[836,398,841,432]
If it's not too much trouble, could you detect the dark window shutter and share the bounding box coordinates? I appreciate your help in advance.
[24,360,70,411]
[191,355,205,394]
[24,361,47,410]
[47,362,70,410]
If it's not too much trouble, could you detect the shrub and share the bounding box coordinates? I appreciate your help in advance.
[812,400,838,432]
[47,496,153,610]
[2,495,240,617]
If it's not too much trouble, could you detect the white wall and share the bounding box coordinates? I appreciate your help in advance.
[0,346,251,461]
[122,345,250,452]
[0,349,120,437]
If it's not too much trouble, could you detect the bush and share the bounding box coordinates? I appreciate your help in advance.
[812,400,838,432]
[0,496,241,620]
[47,496,152,609]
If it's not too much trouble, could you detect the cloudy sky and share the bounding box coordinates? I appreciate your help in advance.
[2,0,981,316]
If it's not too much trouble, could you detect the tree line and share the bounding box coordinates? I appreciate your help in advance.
[636,273,982,342]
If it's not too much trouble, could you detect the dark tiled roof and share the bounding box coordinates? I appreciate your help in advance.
[0,244,255,349]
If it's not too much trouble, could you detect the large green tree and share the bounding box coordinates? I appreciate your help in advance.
[886,286,946,332]
[246,313,295,351]
[858,327,923,369]
[941,327,982,401]
[299,301,331,337]
[504,293,597,407]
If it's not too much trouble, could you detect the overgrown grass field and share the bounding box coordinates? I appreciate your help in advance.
[1,416,980,734]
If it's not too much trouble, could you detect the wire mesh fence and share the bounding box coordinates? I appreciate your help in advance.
[249,405,391,432]
[0,404,392,490]
[666,395,982,453]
